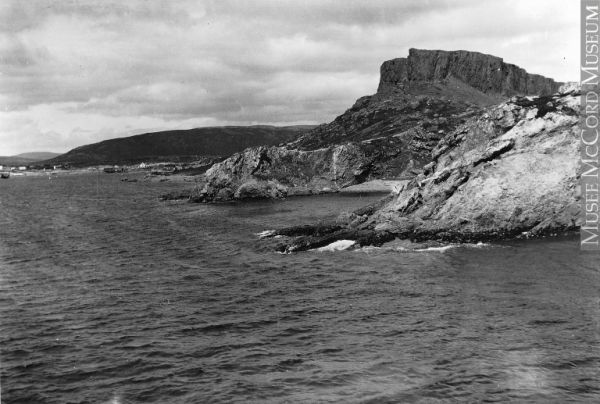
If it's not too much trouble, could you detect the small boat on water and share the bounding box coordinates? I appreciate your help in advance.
[1,172,10,179]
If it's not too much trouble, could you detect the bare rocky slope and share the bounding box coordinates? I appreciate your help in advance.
[192,49,562,202]
[267,88,581,252]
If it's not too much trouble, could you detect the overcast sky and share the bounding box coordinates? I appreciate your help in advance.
[0,0,578,155]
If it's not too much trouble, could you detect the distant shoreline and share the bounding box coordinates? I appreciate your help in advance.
[6,168,407,196]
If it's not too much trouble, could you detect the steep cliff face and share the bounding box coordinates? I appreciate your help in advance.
[378,48,562,96]
[181,49,563,203]
[270,88,581,252]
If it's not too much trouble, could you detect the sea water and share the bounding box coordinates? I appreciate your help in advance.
[1,173,599,403]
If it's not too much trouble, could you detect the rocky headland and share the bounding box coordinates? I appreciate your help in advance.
[267,87,580,252]
[187,49,562,202]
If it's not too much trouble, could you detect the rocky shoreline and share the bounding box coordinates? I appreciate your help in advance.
[160,49,581,251]
[265,89,581,252]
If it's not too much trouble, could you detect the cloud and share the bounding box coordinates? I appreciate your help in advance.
[0,0,578,155]
[0,105,222,154]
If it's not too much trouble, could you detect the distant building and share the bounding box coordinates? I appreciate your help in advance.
[139,162,148,169]
[18,166,27,171]
[0,165,3,170]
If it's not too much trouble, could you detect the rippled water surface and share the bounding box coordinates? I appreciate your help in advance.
[1,173,599,403]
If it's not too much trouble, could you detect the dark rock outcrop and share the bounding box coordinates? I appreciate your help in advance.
[182,49,562,203]
[378,48,562,96]
[270,87,581,252]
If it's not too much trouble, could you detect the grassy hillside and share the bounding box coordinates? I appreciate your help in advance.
[15,152,61,160]
[44,125,314,167]
[0,152,60,166]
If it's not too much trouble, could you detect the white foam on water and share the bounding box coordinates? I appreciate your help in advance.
[358,241,492,253]
[315,240,356,252]
[256,230,275,238]
[414,245,457,252]
[414,242,492,252]
[359,245,383,253]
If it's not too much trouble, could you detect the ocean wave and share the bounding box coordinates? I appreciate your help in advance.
[359,241,490,253]
[314,240,356,252]
[256,229,276,238]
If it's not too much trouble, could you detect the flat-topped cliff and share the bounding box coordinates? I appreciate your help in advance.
[378,48,562,96]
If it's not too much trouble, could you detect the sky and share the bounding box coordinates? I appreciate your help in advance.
[0,0,578,155]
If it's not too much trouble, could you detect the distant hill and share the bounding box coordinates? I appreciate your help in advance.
[16,152,61,160]
[43,125,315,167]
[0,152,61,166]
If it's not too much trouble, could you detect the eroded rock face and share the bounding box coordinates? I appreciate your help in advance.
[196,144,368,201]
[271,90,581,251]
[378,48,562,96]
